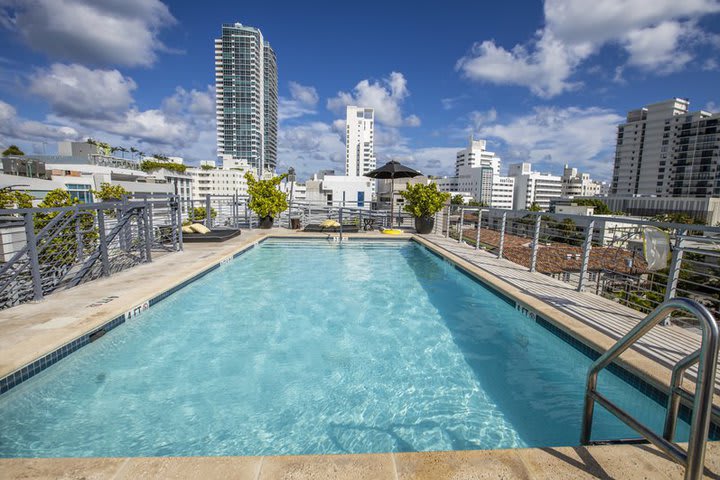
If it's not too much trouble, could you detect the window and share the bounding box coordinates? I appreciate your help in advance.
[357,191,365,207]
[66,184,92,203]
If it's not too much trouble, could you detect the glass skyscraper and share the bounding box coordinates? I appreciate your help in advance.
[215,23,278,174]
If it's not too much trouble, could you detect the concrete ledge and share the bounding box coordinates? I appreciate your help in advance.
[1,442,718,479]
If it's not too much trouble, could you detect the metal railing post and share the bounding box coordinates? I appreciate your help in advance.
[498,211,507,259]
[433,211,439,234]
[96,209,110,276]
[577,220,595,292]
[339,207,343,242]
[143,201,152,262]
[445,206,450,238]
[663,229,686,326]
[176,197,183,251]
[530,214,542,273]
[23,212,44,302]
[665,229,686,302]
[475,209,481,250]
[147,201,155,246]
[205,195,212,228]
[458,208,465,243]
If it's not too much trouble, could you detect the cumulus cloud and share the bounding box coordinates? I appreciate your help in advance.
[0,0,176,67]
[474,106,623,178]
[29,63,137,119]
[456,0,720,97]
[277,121,345,178]
[327,72,420,127]
[279,81,319,121]
[0,100,82,148]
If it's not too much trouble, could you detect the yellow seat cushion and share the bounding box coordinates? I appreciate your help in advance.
[190,223,211,234]
[181,225,194,234]
[382,229,403,235]
[320,219,341,228]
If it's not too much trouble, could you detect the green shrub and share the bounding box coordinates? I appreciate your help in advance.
[92,183,129,201]
[399,183,450,218]
[245,172,288,218]
[0,188,33,208]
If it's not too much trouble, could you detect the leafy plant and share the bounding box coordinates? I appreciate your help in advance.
[92,183,129,201]
[140,160,187,173]
[528,202,543,212]
[399,183,450,218]
[2,144,24,156]
[0,187,33,208]
[571,198,613,215]
[200,164,215,170]
[450,194,465,205]
[34,189,98,267]
[245,172,288,218]
[191,206,217,221]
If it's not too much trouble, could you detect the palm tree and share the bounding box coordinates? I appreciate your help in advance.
[130,147,139,159]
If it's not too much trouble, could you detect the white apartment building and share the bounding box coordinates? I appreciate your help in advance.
[508,163,562,210]
[611,98,720,197]
[455,137,500,176]
[491,176,515,210]
[306,170,373,208]
[215,23,278,174]
[345,106,376,177]
[435,138,513,209]
[561,165,603,198]
[186,159,251,200]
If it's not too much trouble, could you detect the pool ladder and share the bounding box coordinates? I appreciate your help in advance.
[580,297,719,480]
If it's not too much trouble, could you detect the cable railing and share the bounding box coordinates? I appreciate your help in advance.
[440,206,720,327]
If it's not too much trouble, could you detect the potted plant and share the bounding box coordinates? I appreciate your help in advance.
[245,172,288,228]
[399,183,450,234]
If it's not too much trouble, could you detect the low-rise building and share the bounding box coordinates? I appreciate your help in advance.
[305,170,373,208]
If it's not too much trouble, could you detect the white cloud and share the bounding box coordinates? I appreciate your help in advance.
[327,72,420,127]
[457,0,720,97]
[0,100,82,149]
[279,81,319,121]
[456,31,586,98]
[277,121,345,178]
[474,106,623,179]
[0,0,176,67]
[288,81,318,106]
[703,58,719,70]
[470,108,498,128]
[622,21,695,73]
[29,63,137,119]
[704,101,718,112]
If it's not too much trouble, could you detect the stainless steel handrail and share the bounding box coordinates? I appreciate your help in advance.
[580,297,719,480]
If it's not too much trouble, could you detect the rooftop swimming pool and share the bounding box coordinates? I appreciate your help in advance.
[0,239,691,457]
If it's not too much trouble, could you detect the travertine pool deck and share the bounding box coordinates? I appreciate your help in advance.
[1,442,719,479]
[1,228,719,479]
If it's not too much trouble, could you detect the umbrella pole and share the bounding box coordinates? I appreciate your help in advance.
[390,177,395,228]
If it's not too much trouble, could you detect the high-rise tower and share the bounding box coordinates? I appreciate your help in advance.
[345,106,376,177]
[215,23,278,174]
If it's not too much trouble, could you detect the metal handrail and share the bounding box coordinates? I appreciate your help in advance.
[580,297,719,480]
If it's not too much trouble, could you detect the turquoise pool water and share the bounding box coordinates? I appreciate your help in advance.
[0,239,689,457]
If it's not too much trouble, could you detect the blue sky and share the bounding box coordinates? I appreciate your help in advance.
[0,0,719,181]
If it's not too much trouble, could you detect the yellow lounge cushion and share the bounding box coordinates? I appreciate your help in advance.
[181,225,194,234]
[320,219,341,228]
[382,229,403,235]
[189,223,211,234]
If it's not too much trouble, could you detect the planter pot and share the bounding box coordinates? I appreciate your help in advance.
[415,216,435,234]
[258,216,274,229]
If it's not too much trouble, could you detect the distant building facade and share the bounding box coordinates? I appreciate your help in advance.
[508,163,562,210]
[215,22,278,174]
[345,106,376,178]
[611,98,720,197]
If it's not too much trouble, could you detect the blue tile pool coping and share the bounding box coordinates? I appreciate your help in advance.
[1,235,718,439]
